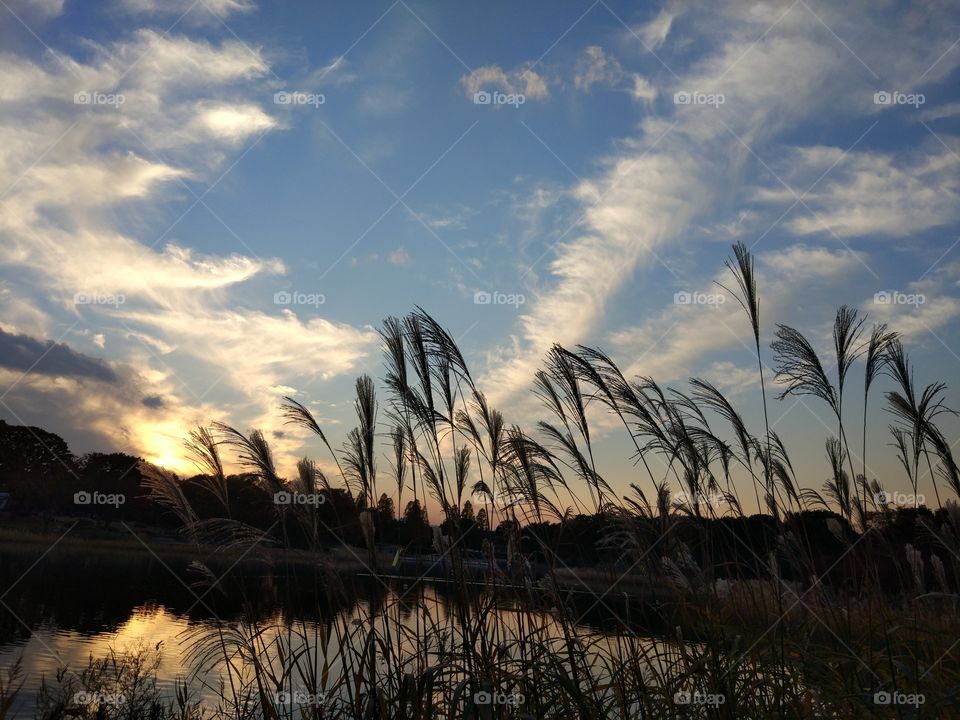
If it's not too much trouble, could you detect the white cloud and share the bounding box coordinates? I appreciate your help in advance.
[193,102,277,143]
[919,102,960,122]
[388,247,411,266]
[574,46,623,92]
[481,2,960,409]
[459,64,549,101]
[757,147,959,238]
[866,262,960,341]
[120,0,255,20]
[634,9,674,50]
[0,22,377,470]
[573,46,657,102]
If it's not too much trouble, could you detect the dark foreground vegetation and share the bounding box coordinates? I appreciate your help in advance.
[2,242,959,718]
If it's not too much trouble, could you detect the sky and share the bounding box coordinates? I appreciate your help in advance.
[0,0,958,511]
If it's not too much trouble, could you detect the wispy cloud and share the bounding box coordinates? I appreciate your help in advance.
[0,19,377,468]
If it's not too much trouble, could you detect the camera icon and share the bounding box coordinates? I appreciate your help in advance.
[874,490,890,504]
[274,491,292,505]
[74,491,91,505]
[874,691,892,705]
[274,91,291,105]
[274,291,292,305]
[474,291,492,305]
[473,691,492,705]
[673,291,692,305]
[873,91,892,105]
[74,91,91,105]
[873,290,892,305]
[674,690,692,705]
[275,691,292,705]
[474,91,491,105]
[673,91,691,105]
[74,292,91,305]
[72,691,93,704]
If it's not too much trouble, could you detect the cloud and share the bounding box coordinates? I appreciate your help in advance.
[388,247,411,266]
[459,64,549,102]
[866,262,960,341]
[573,46,657,101]
[141,394,165,409]
[574,46,624,92]
[0,19,378,470]
[0,329,118,382]
[918,101,960,122]
[634,9,674,50]
[192,103,277,143]
[756,146,960,238]
[120,0,255,20]
[480,2,960,409]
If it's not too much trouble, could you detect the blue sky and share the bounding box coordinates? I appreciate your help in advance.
[1,0,958,510]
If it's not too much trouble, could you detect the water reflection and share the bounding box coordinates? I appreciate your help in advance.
[0,546,666,715]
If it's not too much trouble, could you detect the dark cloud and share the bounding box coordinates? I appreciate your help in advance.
[141,394,165,409]
[0,329,117,383]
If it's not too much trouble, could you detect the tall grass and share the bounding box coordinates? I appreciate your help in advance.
[18,245,960,720]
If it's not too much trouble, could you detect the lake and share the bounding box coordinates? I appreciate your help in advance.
[0,536,665,717]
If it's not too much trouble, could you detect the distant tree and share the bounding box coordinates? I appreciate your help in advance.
[400,499,432,551]
[0,420,77,517]
[76,452,147,526]
[377,493,396,523]
[376,492,398,544]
